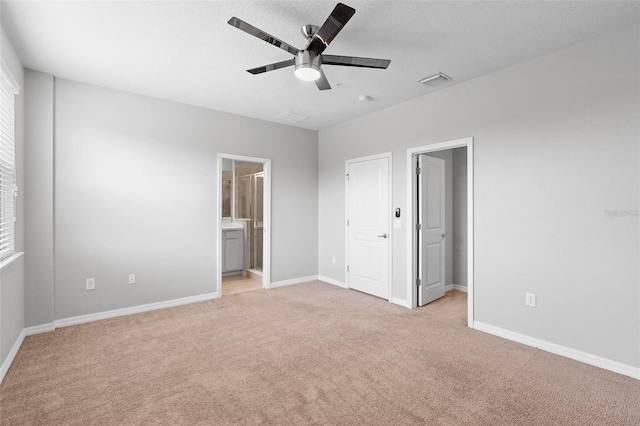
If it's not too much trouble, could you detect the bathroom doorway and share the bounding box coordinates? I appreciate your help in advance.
[217,154,271,296]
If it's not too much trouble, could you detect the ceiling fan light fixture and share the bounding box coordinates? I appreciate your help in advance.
[295,50,322,81]
[295,65,321,81]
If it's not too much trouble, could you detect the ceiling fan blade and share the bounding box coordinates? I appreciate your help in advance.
[315,69,331,90]
[306,3,356,55]
[322,55,391,69]
[247,59,296,75]
[228,17,299,56]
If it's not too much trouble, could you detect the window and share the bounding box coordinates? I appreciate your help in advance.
[0,60,19,260]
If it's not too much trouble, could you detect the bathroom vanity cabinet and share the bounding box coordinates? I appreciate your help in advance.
[222,229,245,275]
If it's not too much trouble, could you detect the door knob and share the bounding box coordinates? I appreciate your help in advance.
[377,233,388,238]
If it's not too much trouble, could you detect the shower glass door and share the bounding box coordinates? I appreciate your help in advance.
[234,169,264,272]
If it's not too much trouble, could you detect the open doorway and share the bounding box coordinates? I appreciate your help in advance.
[406,138,474,327]
[217,154,271,296]
[417,148,468,305]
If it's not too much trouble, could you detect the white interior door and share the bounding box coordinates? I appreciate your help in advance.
[347,157,390,299]
[418,154,446,306]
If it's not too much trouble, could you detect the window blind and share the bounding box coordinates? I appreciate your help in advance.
[0,62,18,260]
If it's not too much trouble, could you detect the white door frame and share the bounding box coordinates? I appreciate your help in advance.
[217,153,272,294]
[406,138,474,327]
[345,152,393,301]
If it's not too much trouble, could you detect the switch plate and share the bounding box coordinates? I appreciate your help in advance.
[331,256,336,264]
[86,278,95,291]
[393,219,402,229]
[525,292,536,307]
[128,274,136,285]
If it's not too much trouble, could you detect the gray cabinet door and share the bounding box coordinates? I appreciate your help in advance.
[223,230,244,273]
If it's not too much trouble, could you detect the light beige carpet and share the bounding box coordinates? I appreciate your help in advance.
[1,282,639,425]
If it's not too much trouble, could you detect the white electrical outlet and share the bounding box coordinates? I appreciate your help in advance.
[525,292,536,307]
[128,274,136,285]
[331,256,336,264]
[86,278,95,291]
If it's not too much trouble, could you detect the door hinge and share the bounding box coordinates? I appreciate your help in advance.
[416,278,421,287]
[415,223,421,231]
[347,265,350,272]
[416,167,421,175]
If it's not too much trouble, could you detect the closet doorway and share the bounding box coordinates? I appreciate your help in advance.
[406,137,474,327]
[217,154,271,296]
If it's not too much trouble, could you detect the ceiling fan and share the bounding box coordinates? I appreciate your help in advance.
[228,3,391,90]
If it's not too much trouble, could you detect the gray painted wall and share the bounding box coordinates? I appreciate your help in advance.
[0,257,25,365]
[318,25,639,367]
[0,25,25,369]
[24,77,317,320]
[24,70,54,327]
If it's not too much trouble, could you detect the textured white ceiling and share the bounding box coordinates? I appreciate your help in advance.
[2,1,640,130]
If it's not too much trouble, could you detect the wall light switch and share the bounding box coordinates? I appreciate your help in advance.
[128,274,136,285]
[86,278,95,291]
[393,219,402,229]
[331,256,336,264]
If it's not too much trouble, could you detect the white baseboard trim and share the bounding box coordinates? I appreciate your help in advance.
[317,275,347,289]
[317,276,407,308]
[24,322,56,336]
[54,292,220,328]
[390,297,409,308]
[444,284,468,293]
[270,275,318,288]
[473,321,640,380]
[0,329,25,384]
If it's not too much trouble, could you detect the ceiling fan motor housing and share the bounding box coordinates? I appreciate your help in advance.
[295,50,322,80]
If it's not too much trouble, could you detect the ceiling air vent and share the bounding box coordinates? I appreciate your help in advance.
[418,73,451,86]
[276,111,310,123]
